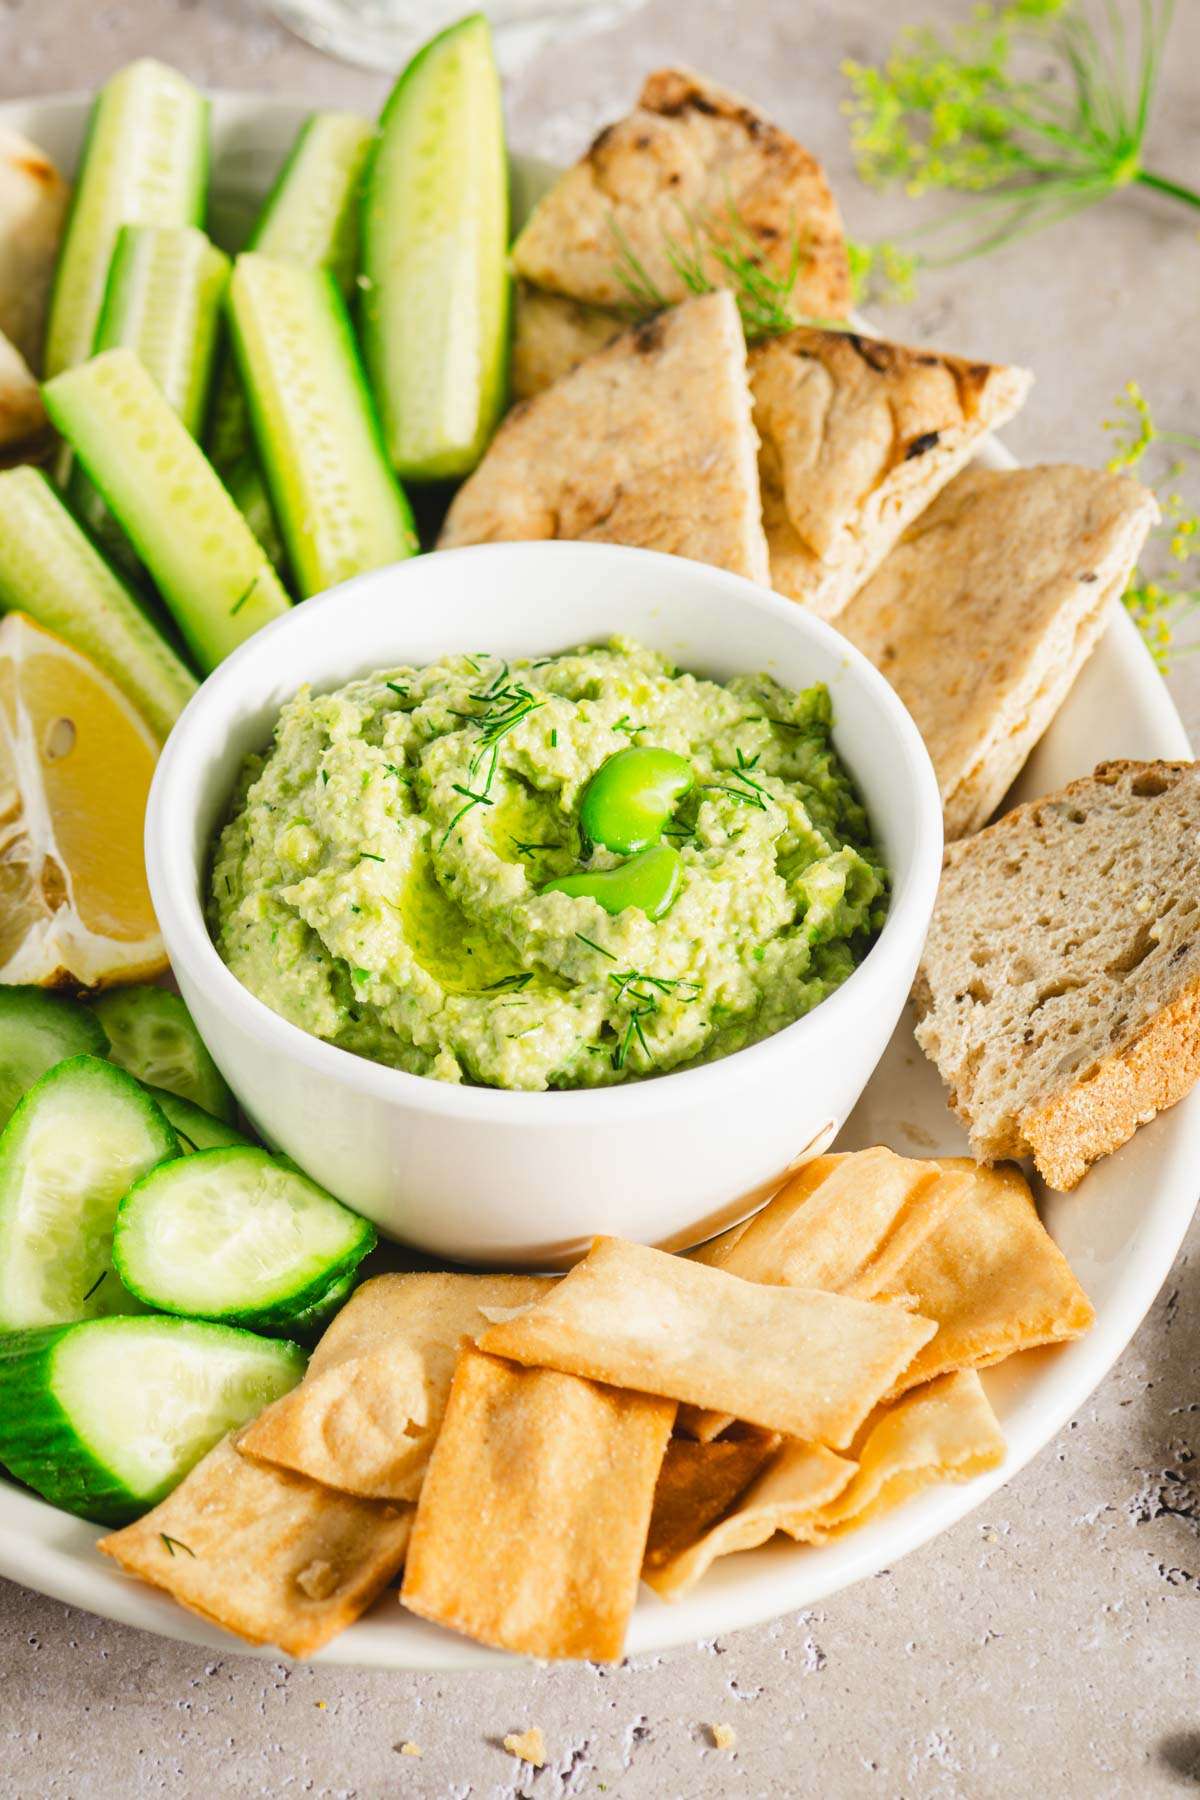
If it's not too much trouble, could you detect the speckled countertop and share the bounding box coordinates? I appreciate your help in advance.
[3,3,1199,1794]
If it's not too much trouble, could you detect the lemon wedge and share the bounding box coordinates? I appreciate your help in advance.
[0,612,166,986]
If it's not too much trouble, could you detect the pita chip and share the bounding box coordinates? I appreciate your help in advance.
[642,1439,854,1599]
[97,1435,414,1658]
[510,283,623,400]
[750,327,1031,618]
[0,127,69,370]
[679,1150,967,1441]
[238,1272,550,1501]
[512,68,850,319]
[787,1370,1005,1542]
[643,1430,781,1577]
[478,1235,935,1449]
[839,463,1159,837]
[401,1346,674,1661]
[884,1160,1095,1399]
[440,292,770,583]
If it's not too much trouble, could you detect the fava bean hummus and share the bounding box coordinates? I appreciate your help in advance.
[209,640,887,1090]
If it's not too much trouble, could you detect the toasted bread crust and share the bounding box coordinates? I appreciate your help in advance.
[1019,966,1200,1189]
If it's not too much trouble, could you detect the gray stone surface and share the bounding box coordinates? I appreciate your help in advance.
[2,2,1199,1794]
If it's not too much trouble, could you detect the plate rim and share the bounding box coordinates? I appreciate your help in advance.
[0,85,1194,1673]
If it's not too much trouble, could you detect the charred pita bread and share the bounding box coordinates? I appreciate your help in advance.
[440,292,771,584]
[0,127,69,370]
[750,327,1031,618]
[0,330,46,454]
[839,464,1158,837]
[512,68,850,320]
[510,283,623,400]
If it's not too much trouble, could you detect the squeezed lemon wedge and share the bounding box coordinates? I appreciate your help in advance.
[0,612,166,986]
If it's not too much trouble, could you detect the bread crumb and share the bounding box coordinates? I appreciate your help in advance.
[709,1722,737,1751]
[503,1727,546,1768]
[399,1742,422,1758]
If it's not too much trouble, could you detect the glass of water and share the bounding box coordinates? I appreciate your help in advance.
[264,0,649,71]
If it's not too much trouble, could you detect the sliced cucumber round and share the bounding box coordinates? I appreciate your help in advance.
[0,1315,305,1524]
[93,986,234,1122]
[114,1147,376,1330]
[0,1055,178,1330]
[0,987,110,1131]
[141,1084,253,1154]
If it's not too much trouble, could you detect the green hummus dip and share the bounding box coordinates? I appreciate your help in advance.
[209,639,887,1091]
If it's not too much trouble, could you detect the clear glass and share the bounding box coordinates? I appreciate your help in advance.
[262,0,649,72]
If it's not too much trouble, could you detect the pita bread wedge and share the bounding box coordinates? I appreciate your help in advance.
[401,1346,674,1660]
[750,327,1031,619]
[510,283,624,400]
[512,68,850,320]
[440,292,770,583]
[839,463,1159,838]
[97,1435,414,1658]
[238,1271,550,1500]
[0,330,47,454]
[0,127,69,370]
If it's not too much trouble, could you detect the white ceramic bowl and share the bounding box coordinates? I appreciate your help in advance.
[146,540,942,1264]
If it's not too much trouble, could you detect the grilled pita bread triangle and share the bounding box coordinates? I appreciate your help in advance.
[751,326,1032,618]
[839,462,1158,838]
[512,68,850,321]
[440,291,771,584]
[0,127,69,371]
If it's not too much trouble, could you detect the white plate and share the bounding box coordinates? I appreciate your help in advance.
[1,90,1195,1671]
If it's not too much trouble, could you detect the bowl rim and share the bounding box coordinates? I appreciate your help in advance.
[146,540,944,1123]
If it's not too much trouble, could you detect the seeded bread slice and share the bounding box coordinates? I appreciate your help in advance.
[913,761,1200,1190]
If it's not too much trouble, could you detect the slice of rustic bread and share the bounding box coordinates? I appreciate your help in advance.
[913,761,1200,1190]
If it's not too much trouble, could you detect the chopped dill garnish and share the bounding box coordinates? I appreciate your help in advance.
[82,1271,106,1303]
[385,680,408,697]
[359,851,385,863]
[512,838,563,856]
[320,770,329,785]
[550,729,558,747]
[575,931,617,961]
[606,968,701,1071]
[160,1534,195,1558]
[229,574,259,617]
[611,208,845,342]
[483,972,534,992]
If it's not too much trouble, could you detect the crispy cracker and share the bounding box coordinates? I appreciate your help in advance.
[751,328,1030,619]
[478,1236,934,1449]
[641,1440,854,1599]
[788,1370,1005,1542]
[681,1151,965,1440]
[440,292,770,584]
[885,1160,1095,1398]
[644,1431,780,1575]
[97,1435,414,1658]
[401,1346,674,1661]
[840,464,1157,836]
[238,1272,549,1501]
[512,68,849,318]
